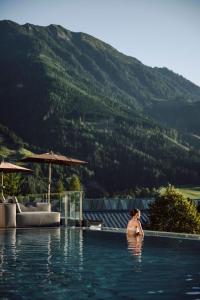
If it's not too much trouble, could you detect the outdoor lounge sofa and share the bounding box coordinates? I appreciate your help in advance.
[0,197,60,228]
[15,199,60,227]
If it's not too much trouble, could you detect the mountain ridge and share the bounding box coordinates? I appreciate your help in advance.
[0,20,200,194]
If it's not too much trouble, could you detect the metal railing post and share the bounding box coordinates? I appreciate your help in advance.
[79,192,83,226]
[64,193,68,226]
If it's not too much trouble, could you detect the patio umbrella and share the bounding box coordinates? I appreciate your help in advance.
[21,152,87,202]
[0,161,33,198]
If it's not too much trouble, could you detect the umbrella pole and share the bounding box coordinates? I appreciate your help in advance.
[48,162,52,203]
[1,172,3,197]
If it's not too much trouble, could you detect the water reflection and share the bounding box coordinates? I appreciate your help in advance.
[127,234,143,256]
[1,228,83,271]
[127,234,143,271]
[62,228,83,265]
[0,228,61,278]
[127,234,143,274]
[0,229,17,278]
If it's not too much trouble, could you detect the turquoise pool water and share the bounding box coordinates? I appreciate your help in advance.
[0,228,199,300]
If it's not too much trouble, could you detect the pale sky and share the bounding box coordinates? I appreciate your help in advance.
[0,0,199,86]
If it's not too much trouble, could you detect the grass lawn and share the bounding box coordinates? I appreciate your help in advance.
[176,186,200,200]
[160,186,200,199]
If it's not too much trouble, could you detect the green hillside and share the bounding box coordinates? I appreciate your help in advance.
[177,186,200,200]
[0,20,200,195]
[0,123,26,158]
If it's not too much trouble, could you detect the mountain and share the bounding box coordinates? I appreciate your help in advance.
[0,20,200,195]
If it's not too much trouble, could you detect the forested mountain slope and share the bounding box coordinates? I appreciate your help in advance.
[0,20,200,194]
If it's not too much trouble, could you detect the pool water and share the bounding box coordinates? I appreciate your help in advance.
[0,228,199,300]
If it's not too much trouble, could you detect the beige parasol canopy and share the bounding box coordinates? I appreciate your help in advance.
[0,161,33,198]
[21,152,87,202]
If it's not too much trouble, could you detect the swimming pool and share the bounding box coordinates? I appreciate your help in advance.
[0,228,199,300]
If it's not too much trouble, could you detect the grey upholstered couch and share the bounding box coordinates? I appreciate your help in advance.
[16,200,60,227]
[0,197,60,228]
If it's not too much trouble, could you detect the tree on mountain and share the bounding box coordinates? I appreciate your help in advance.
[148,185,200,234]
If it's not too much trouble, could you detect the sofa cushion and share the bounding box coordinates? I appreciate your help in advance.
[36,203,51,212]
[19,202,51,212]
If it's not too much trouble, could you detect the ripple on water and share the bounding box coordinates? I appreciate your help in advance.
[186,292,200,295]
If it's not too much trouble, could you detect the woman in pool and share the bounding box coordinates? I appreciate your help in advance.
[127,208,144,237]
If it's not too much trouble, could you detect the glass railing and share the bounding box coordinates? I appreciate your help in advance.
[83,197,155,211]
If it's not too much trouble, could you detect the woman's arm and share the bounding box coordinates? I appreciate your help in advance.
[137,220,144,236]
[127,220,136,236]
[127,220,132,231]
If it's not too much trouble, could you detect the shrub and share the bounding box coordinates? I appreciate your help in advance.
[68,174,81,191]
[148,185,200,234]
[56,179,64,193]
[4,173,21,196]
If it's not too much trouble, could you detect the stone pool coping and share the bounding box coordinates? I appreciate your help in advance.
[144,230,200,240]
[95,227,200,240]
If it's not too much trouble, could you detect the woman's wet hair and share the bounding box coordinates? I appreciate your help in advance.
[130,208,140,217]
